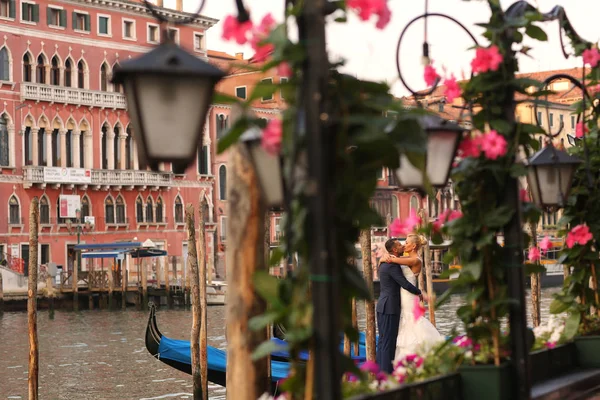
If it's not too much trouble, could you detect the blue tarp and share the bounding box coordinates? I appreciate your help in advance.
[270,338,367,361]
[158,336,290,381]
[81,250,126,259]
[74,242,142,250]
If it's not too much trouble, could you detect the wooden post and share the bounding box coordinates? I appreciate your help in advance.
[185,252,191,307]
[0,273,4,315]
[199,199,209,399]
[142,257,149,310]
[417,209,426,291]
[360,229,376,361]
[28,197,39,400]
[424,233,436,327]
[46,275,54,319]
[264,211,271,379]
[72,250,79,312]
[530,225,541,327]
[122,258,127,310]
[164,246,171,308]
[170,256,177,308]
[225,135,269,399]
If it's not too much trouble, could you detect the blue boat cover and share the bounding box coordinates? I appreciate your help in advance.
[158,336,290,381]
[269,338,368,361]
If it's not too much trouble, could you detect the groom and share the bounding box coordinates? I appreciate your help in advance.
[376,238,427,373]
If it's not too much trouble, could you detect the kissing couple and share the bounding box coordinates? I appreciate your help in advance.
[375,234,443,373]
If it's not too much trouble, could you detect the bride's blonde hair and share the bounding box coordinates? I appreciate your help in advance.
[406,233,428,251]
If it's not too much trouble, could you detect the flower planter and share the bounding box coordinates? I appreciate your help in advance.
[575,335,600,368]
[529,343,577,384]
[347,373,461,400]
[458,362,512,400]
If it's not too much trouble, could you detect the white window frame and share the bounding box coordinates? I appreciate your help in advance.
[280,77,288,99]
[97,13,111,37]
[0,0,15,21]
[122,18,136,41]
[146,22,160,44]
[73,9,90,34]
[193,31,205,52]
[20,0,37,25]
[235,85,247,100]
[167,27,180,45]
[377,167,385,180]
[261,77,273,102]
[47,5,64,30]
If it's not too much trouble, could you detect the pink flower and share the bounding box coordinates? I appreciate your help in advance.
[539,236,553,253]
[443,75,461,103]
[582,48,600,68]
[392,368,406,383]
[261,119,283,155]
[576,121,589,138]
[347,0,390,29]
[375,372,388,382]
[527,247,541,262]
[360,360,380,374]
[453,336,473,348]
[250,14,276,62]
[374,3,391,30]
[431,220,442,233]
[221,15,253,45]
[346,373,359,382]
[424,64,440,87]
[566,224,593,248]
[480,130,508,160]
[277,62,292,78]
[545,341,557,349]
[413,296,425,322]
[458,135,482,158]
[389,210,422,237]
[519,189,530,203]
[470,45,503,74]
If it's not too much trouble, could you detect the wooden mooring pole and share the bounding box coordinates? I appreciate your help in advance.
[424,234,436,327]
[264,211,271,380]
[73,250,79,312]
[122,258,127,310]
[165,248,171,308]
[46,274,55,319]
[199,198,209,398]
[28,197,39,400]
[530,224,541,327]
[225,127,269,399]
[360,229,376,361]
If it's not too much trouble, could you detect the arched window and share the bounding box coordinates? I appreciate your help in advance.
[51,128,60,166]
[174,196,183,223]
[100,62,108,91]
[39,196,49,224]
[50,56,59,85]
[0,47,8,81]
[115,195,125,224]
[113,63,122,92]
[136,196,143,222]
[156,197,163,223]
[410,195,419,212]
[77,60,85,89]
[391,195,399,220]
[113,125,120,169]
[36,55,45,84]
[56,197,65,224]
[38,127,46,165]
[146,197,154,223]
[101,124,108,169]
[105,196,114,224]
[24,126,32,165]
[125,127,133,169]
[64,58,72,87]
[79,131,86,168]
[80,196,90,218]
[216,114,226,138]
[23,53,32,82]
[0,115,8,166]
[65,129,72,168]
[219,165,227,200]
[9,195,20,224]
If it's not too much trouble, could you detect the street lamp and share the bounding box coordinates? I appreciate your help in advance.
[395,114,465,189]
[111,37,226,171]
[240,127,285,207]
[525,143,581,209]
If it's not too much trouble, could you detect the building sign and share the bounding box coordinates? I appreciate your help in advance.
[59,195,81,219]
[84,216,95,226]
[43,167,92,184]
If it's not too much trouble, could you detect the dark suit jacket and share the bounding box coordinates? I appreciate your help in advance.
[376,262,421,315]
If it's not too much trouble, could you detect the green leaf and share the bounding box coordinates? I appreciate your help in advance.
[549,298,570,314]
[462,259,483,280]
[217,119,250,153]
[525,24,548,41]
[212,92,241,105]
[249,310,282,331]
[251,340,288,361]
[340,265,372,300]
[524,263,546,275]
[563,312,581,340]
[253,270,281,307]
[248,81,278,102]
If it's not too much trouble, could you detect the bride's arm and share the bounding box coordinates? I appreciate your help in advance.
[381,254,420,267]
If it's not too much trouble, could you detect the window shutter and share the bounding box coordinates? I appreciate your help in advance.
[32,4,39,22]
[60,9,66,27]
[9,0,15,18]
[21,2,25,19]
[84,14,90,32]
[72,12,77,29]
[46,6,52,25]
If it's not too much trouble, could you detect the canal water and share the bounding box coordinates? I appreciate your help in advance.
[1,288,560,400]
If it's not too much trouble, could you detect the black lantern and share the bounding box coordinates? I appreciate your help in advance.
[240,127,284,207]
[525,143,581,209]
[111,41,225,170]
[395,114,465,189]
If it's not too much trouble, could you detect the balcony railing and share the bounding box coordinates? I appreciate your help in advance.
[21,83,127,109]
[23,166,173,187]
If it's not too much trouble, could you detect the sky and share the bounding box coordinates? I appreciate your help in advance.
[164,0,600,96]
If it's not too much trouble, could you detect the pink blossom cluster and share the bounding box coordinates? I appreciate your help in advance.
[389,210,422,237]
[583,47,600,68]
[527,236,553,262]
[392,353,424,383]
[432,209,463,232]
[457,130,508,160]
[347,0,391,30]
[470,46,503,74]
[262,119,283,155]
[452,335,481,351]
[221,13,280,63]
[566,224,593,249]
[576,121,589,138]
[413,296,425,322]
[519,189,530,203]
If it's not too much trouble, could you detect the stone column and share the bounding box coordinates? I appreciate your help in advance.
[73,130,81,168]
[31,128,39,167]
[59,129,67,168]
[133,140,139,170]
[119,136,126,170]
[107,133,115,170]
[46,130,53,166]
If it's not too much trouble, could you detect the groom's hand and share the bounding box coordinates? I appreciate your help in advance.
[420,293,429,303]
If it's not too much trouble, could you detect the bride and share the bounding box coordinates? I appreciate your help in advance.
[381,233,443,362]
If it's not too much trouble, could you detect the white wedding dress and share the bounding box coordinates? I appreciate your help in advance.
[394,263,443,362]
